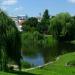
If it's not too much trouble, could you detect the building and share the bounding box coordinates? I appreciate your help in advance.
[11,16,27,32]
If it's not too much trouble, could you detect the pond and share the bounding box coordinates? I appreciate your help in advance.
[23,53,44,66]
[22,42,75,66]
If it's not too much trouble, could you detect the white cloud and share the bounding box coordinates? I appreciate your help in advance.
[68,0,75,3]
[1,0,17,5]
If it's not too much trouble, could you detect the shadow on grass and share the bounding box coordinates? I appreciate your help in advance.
[8,70,37,75]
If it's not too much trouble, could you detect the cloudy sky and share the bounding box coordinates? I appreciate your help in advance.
[0,0,75,16]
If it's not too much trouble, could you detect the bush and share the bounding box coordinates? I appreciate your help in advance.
[67,60,75,66]
[9,66,14,70]
[21,61,32,68]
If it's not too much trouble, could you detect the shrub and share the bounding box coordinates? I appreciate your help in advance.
[21,61,32,68]
[67,60,75,66]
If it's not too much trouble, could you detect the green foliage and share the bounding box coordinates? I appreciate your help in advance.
[0,9,21,71]
[39,35,57,48]
[21,61,31,68]
[37,9,50,34]
[22,17,38,32]
[50,12,75,41]
[37,21,49,34]
[67,60,75,66]
[38,35,58,62]
[21,31,40,57]
[50,15,63,38]
[42,9,50,20]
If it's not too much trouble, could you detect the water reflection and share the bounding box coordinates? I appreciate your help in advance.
[23,53,44,66]
[57,42,75,54]
[23,42,75,66]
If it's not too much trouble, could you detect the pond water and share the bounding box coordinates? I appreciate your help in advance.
[23,53,44,66]
[23,42,75,66]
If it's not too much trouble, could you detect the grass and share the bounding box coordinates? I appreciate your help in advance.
[0,70,37,75]
[27,52,75,75]
[1,50,75,75]
[0,71,16,75]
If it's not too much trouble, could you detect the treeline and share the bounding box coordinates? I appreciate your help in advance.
[22,9,75,42]
[22,9,50,34]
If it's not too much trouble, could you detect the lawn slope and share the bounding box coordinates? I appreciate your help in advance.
[28,52,75,75]
[0,71,36,75]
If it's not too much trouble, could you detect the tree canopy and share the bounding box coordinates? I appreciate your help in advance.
[37,9,50,34]
[0,9,21,71]
[50,13,75,41]
[22,17,38,32]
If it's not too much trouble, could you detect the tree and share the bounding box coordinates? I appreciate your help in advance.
[35,34,58,63]
[66,16,75,40]
[0,9,21,71]
[50,16,62,39]
[22,17,38,32]
[50,12,74,41]
[42,9,50,20]
[37,9,50,34]
[21,31,39,57]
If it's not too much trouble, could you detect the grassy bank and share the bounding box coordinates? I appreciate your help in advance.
[0,71,36,75]
[0,71,16,75]
[27,52,75,75]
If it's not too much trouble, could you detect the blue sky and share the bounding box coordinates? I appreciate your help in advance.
[0,0,75,16]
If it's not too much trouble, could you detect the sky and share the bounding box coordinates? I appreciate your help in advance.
[0,0,75,17]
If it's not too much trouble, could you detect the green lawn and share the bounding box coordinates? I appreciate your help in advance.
[1,52,75,75]
[27,52,75,75]
[0,71,36,75]
[0,71,15,75]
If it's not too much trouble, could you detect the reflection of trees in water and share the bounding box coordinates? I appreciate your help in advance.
[57,42,75,54]
[40,42,75,64]
[39,43,58,63]
[22,32,75,64]
[40,47,56,63]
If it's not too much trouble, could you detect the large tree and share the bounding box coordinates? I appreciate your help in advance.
[42,9,50,20]
[0,9,21,71]
[22,17,38,32]
[50,12,75,41]
[21,31,39,57]
[37,9,50,34]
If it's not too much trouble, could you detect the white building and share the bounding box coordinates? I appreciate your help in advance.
[11,16,26,32]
